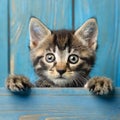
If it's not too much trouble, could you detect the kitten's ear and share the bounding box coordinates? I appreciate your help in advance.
[29,18,51,49]
[74,18,98,50]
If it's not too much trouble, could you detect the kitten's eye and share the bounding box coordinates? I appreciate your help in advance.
[45,53,55,63]
[68,54,79,64]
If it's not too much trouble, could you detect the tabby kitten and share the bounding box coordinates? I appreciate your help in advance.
[6,18,113,95]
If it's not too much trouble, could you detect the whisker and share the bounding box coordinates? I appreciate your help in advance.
[70,71,90,87]
[77,76,85,86]
[72,80,76,87]
[74,79,79,86]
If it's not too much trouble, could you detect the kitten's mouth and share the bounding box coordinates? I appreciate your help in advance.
[56,76,66,79]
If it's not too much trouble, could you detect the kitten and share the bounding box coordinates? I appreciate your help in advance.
[6,18,113,95]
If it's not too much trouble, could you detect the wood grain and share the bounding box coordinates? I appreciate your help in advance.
[9,0,72,83]
[0,0,9,86]
[0,1,120,120]
[0,88,119,120]
[74,0,120,86]
[0,0,120,87]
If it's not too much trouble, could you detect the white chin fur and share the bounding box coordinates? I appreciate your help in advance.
[52,78,71,87]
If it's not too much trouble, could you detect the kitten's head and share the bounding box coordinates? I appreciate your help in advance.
[29,18,98,87]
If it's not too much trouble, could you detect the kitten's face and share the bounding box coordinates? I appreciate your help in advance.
[29,18,98,87]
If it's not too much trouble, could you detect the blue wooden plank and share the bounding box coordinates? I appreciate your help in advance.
[74,0,120,87]
[0,0,8,86]
[10,0,72,83]
[0,88,120,120]
[115,0,120,86]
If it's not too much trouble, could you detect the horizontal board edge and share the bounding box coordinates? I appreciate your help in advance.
[0,87,119,96]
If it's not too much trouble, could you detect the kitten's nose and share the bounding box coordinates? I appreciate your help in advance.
[57,69,66,75]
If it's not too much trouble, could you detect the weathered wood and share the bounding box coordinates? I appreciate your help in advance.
[0,0,120,87]
[0,0,9,86]
[74,0,120,86]
[0,1,120,119]
[0,88,119,120]
[10,0,72,83]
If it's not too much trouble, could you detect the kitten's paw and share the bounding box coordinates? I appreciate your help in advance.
[6,75,34,92]
[85,77,113,95]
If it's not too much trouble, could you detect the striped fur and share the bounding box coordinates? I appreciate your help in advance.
[29,18,98,87]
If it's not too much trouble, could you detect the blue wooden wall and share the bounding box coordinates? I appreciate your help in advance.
[0,0,120,87]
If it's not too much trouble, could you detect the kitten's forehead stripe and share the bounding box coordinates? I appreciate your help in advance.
[52,30,74,51]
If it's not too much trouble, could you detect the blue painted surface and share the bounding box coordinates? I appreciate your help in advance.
[0,0,120,87]
[0,0,9,86]
[74,0,120,86]
[0,88,120,120]
[0,1,120,119]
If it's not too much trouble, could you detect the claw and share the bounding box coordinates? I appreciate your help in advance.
[86,77,113,95]
[6,75,33,92]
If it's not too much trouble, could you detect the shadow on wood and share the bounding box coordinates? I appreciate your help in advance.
[0,88,119,120]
